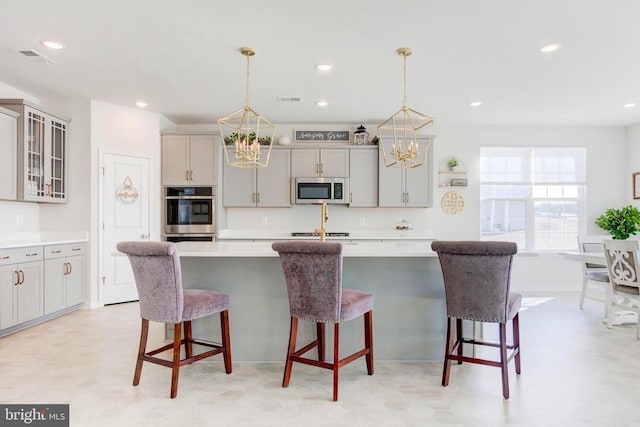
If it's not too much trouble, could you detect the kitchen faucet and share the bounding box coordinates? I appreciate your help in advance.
[314,202,328,242]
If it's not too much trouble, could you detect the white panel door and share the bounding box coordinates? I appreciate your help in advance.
[100,152,150,305]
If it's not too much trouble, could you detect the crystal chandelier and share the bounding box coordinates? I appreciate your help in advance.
[377,48,434,168]
[218,47,276,168]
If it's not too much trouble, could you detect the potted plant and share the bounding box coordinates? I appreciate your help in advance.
[595,205,640,240]
[447,158,459,171]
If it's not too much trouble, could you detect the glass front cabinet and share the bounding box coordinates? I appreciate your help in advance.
[0,99,69,203]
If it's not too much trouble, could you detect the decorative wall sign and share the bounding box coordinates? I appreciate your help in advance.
[634,172,640,199]
[115,176,139,204]
[441,191,464,215]
[294,130,350,142]
[450,178,468,187]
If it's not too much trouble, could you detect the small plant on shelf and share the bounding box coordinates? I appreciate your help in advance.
[447,158,459,170]
[595,205,640,240]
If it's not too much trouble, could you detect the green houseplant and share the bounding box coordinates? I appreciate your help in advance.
[595,205,640,240]
[447,158,459,170]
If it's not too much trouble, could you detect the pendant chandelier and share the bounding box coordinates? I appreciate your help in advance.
[218,47,276,168]
[377,47,434,168]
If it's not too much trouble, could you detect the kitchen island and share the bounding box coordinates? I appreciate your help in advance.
[175,240,446,361]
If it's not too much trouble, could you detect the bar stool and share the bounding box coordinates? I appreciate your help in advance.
[117,241,232,398]
[431,240,521,399]
[272,241,374,401]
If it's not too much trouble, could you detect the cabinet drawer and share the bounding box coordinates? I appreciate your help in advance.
[0,246,43,266]
[44,243,86,259]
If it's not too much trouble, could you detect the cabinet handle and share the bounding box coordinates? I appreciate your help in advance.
[315,164,319,175]
[256,193,260,203]
[26,253,38,257]
[64,262,70,275]
[320,163,324,174]
[13,270,19,286]
[406,193,409,203]
[68,262,73,275]
[72,248,82,251]
[186,171,189,181]
[51,250,62,254]
[17,270,24,285]
[349,193,353,203]
[1,255,9,260]
[251,193,256,203]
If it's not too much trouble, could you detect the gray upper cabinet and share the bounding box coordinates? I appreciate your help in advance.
[0,106,19,201]
[349,148,378,207]
[378,144,433,207]
[161,133,217,186]
[0,99,69,203]
[223,149,290,207]
[291,148,349,177]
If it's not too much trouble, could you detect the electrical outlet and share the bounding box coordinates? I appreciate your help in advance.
[16,214,23,225]
[261,217,268,226]
[359,217,366,226]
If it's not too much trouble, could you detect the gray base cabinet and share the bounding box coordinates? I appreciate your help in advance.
[44,243,85,314]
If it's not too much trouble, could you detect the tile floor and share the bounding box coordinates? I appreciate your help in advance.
[1,292,639,427]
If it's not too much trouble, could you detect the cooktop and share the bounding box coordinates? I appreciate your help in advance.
[290,232,350,237]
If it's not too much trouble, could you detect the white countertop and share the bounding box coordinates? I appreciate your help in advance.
[0,232,89,249]
[217,228,435,241]
[176,240,437,258]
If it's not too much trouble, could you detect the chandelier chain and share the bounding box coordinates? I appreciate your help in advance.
[245,54,251,106]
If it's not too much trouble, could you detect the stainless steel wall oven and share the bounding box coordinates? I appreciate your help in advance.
[164,186,215,242]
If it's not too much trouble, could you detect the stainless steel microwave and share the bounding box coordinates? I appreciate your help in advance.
[293,177,349,204]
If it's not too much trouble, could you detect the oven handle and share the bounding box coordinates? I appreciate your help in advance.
[165,196,215,200]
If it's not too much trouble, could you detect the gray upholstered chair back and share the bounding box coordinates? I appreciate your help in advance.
[272,241,343,322]
[116,241,184,324]
[603,239,640,291]
[431,241,518,323]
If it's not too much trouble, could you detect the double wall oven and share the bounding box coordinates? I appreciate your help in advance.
[163,186,216,242]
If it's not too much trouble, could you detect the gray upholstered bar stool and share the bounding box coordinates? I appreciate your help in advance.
[431,240,521,399]
[116,241,232,399]
[272,241,374,401]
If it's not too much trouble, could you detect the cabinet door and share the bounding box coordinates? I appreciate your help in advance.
[223,150,256,207]
[404,164,432,207]
[22,107,48,202]
[189,135,216,185]
[0,265,18,329]
[320,149,349,177]
[65,255,85,307]
[257,150,290,207]
[44,258,66,314]
[161,135,190,185]
[290,149,319,177]
[0,110,18,200]
[378,148,404,207]
[47,117,67,202]
[349,149,378,207]
[16,262,44,324]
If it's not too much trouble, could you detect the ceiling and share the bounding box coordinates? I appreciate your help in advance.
[1,0,640,127]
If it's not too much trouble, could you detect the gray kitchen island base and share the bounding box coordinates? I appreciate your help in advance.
[178,254,446,362]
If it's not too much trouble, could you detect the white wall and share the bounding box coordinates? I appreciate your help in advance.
[626,124,640,205]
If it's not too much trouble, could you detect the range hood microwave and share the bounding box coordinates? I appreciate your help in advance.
[293,177,349,205]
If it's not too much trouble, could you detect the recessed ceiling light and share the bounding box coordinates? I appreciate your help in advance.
[316,101,329,107]
[135,101,148,108]
[469,101,483,107]
[540,43,561,53]
[624,103,637,108]
[316,64,332,71]
[41,40,65,50]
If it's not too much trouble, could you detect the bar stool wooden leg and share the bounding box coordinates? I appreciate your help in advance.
[283,317,298,388]
[316,322,325,362]
[184,321,193,359]
[364,311,374,375]
[133,318,149,387]
[456,318,463,364]
[513,313,521,375]
[220,310,232,374]
[442,317,453,386]
[499,323,509,399]
[333,323,340,402]
[170,323,182,399]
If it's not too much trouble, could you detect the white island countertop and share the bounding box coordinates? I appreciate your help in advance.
[217,228,435,241]
[177,240,437,258]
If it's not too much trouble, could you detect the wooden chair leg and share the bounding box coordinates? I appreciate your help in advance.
[333,322,340,402]
[170,323,182,399]
[364,311,374,375]
[184,321,193,359]
[316,322,325,362]
[282,316,298,388]
[442,317,453,387]
[513,313,521,374]
[456,318,463,364]
[220,310,232,374]
[499,322,509,399]
[133,318,149,387]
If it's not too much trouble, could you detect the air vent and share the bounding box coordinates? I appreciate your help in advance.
[16,49,55,63]
[278,96,303,103]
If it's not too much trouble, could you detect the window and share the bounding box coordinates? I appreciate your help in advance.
[480,147,586,250]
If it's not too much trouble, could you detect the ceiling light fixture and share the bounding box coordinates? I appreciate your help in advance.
[135,101,147,108]
[540,43,561,53]
[316,64,332,71]
[218,47,275,168]
[316,101,329,107]
[377,47,434,168]
[469,101,483,107]
[624,103,637,108]
[41,40,65,50]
